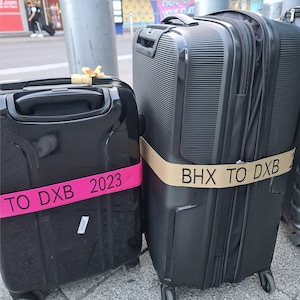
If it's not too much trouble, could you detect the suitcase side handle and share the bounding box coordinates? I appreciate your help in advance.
[161,14,198,26]
[7,88,111,122]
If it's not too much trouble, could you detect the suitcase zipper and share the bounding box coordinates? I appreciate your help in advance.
[195,15,257,287]
[220,19,258,285]
[209,10,275,283]
[231,12,275,282]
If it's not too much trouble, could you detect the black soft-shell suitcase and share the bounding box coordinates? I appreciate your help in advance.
[0,77,142,299]
[43,24,55,36]
[133,11,300,299]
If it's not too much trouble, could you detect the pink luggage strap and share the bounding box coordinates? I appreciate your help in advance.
[0,160,142,219]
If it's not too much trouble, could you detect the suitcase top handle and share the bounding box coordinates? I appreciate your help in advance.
[161,14,198,26]
[6,88,112,122]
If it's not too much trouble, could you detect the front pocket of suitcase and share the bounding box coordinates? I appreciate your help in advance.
[169,203,210,288]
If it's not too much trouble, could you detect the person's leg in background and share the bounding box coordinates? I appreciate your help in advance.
[35,21,43,37]
[30,19,37,37]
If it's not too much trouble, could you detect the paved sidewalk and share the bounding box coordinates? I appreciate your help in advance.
[0,222,299,300]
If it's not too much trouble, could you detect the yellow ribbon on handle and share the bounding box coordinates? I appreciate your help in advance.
[71,65,105,85]
[140,137,295,189]
[71,74,92,85]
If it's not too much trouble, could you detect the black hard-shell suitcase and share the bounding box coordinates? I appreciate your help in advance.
[43,24,55,36]
[0,77,142,299]
[283,116,300,246]
[280,5,300,247]
[133,11,300,299]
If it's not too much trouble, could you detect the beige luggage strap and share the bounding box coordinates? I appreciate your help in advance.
[140,137,295,189]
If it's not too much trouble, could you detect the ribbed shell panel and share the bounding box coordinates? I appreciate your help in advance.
[180,35,225,164]
[133,34,182,161]
[268,27,300,153]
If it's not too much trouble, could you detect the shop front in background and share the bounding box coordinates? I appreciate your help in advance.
[24,0,63,31]
[0,0,265,34]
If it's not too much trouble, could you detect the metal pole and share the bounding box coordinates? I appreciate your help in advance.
[194,0,230,16]
[129,12,133,34]
[59,0,118,77]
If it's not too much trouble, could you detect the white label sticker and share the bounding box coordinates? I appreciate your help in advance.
[77,216,89,234]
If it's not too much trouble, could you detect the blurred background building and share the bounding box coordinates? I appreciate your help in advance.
[0,0,293,34]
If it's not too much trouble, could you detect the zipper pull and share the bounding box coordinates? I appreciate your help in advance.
[290,8,296,23]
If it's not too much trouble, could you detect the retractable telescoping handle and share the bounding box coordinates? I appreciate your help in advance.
[135,14,198,58]
[0,78,72,91]
[0,77,114,91]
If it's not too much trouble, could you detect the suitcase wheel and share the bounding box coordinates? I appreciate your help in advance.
[289,231,300,246]
[161,284,176,300]
[9,290,46,300]
[258,270,276,294]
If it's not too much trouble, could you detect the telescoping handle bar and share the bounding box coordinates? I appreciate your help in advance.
[0,77,115,91]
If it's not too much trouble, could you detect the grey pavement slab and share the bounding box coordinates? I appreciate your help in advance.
[1,222,299,300]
